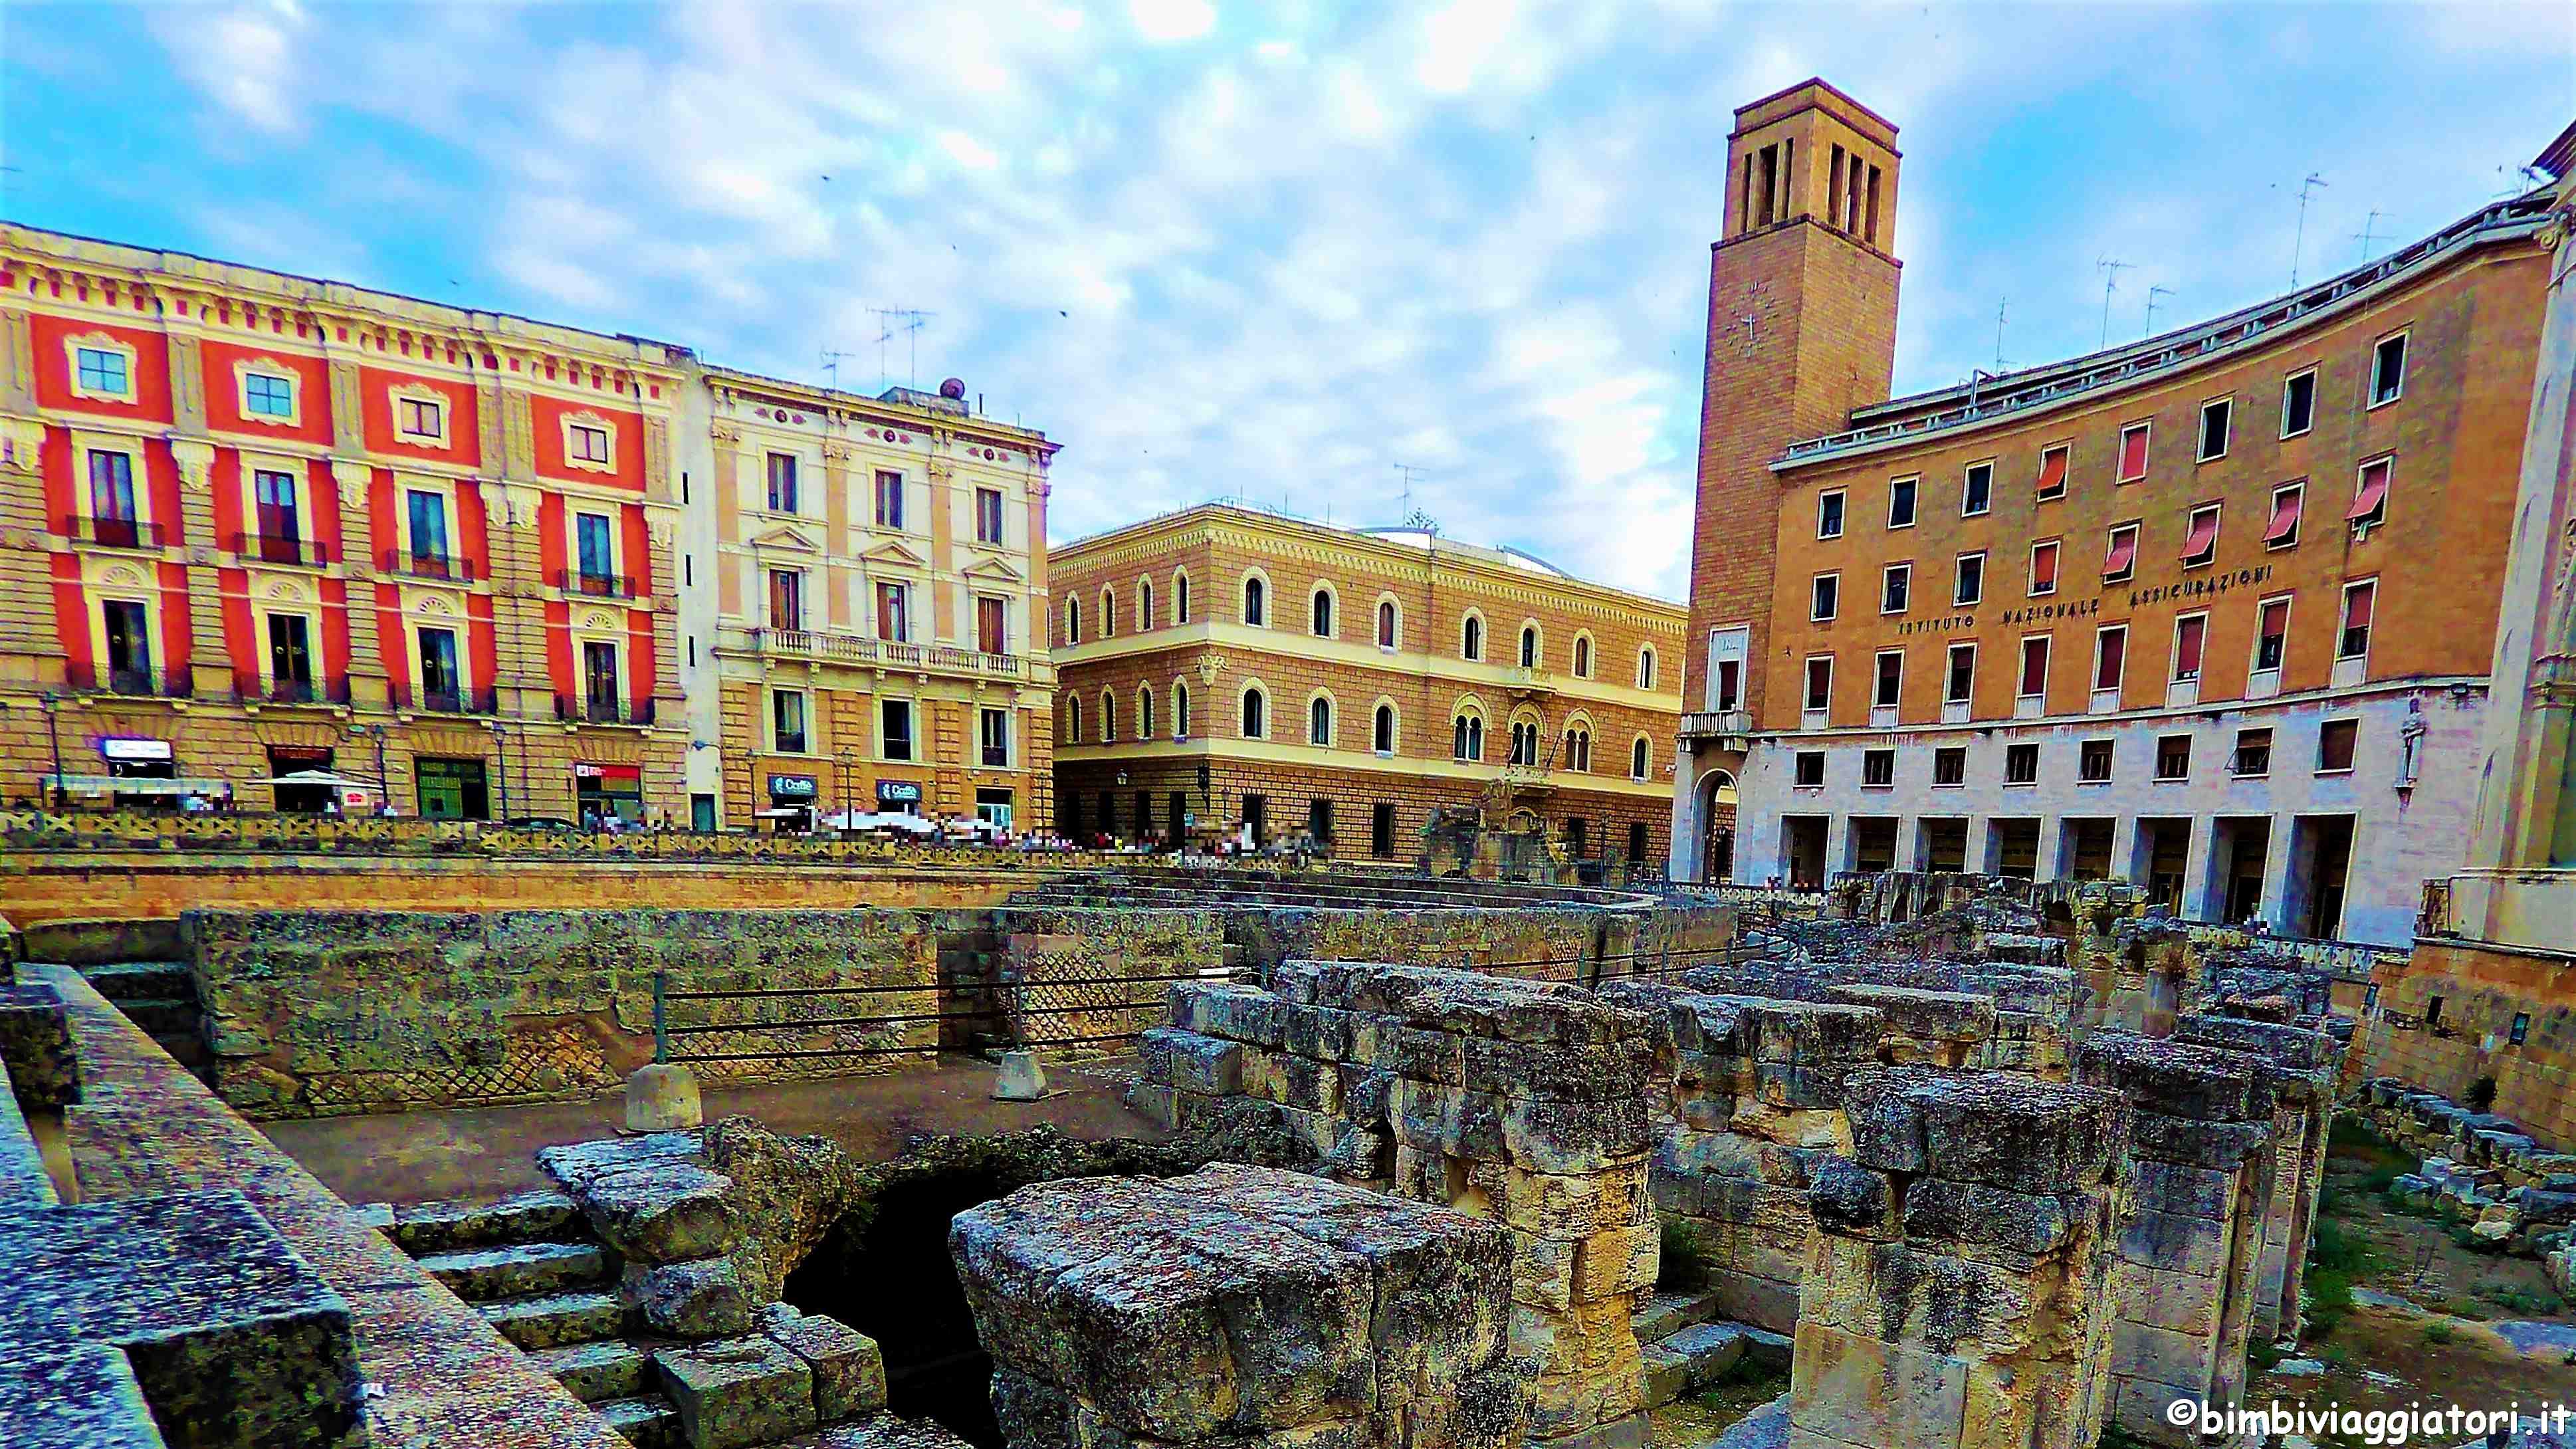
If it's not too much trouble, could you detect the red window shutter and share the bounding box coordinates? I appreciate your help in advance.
[2345,582,2375,629]
[2118,427,2149,481]
[2103,529,2137,576]
[2097,631,2125,689]
[2033,543,2058,590]
[2262,601,2288,643]
[2181,510,2219,560]
[2265,490,2302,542]
[2020,638,2047,695]
[2037,449,2068,495]
[2347,461,2391,520]
[2176,617,2205,677]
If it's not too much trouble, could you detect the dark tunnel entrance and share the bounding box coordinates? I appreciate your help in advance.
[784,1166,1016,1448]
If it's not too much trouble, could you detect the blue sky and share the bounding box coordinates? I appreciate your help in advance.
[5,1,2567,599]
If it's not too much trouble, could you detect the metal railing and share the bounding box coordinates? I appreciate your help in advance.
[56,514,167,550]
[388,683,497,715]
[554,568,641,599]
[66,663,192,699]
[648,965,1237,1064]
[379,550,480,583]
[255,677,354,706]
[555,694,655,726]
[230,531,334,566]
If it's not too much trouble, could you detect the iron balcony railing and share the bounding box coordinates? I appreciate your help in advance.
[255,677,354,706]
[67,663,191,699]
[380,550,480,583]
[1681,710,1753,738]
[742,627,1025,680]
[556,694,655,726]
[389,683,497,715]
[231,531,334,567]
[56,514,167,550]
[554,568,641,600]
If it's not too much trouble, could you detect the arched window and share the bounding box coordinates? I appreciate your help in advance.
[1311,588,1334,638]
[1067,694,1083,743]
[1138,685,1156,740]
[1377,600,1398,648]
[1562,726,1591,772]
[1637,648,1658,690]
[1509,721,1539,766]
[1066,596,1082,646]
[1631,736,1652,780]
[1572,635,1592,678]
[1453,711,1484,762]
[1174,680,1192,738]
[1242,576,1266,626]
[1139,579,1155,631]
[1241,686,1267,738]
[1373,703,1396,753]
[1519,625,1539,669]
[1462,615,1483,661]
[1176,572,1191,623]
[1100,689,1117,742]
[1308,695,1333,746]
[1101,588,1116,638]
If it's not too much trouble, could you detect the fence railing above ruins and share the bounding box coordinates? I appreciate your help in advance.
[2178,921,2406,984]
[647,964,1243,1066]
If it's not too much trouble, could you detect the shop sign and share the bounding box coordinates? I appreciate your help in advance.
[768,774,819,801]
[875,780,923,805]
[99,736,173,762]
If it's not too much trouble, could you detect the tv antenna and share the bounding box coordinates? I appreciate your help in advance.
[1992,297,2008,372]
[2144,285,2175,338]
[2096,259,2133,350]
[819,346,862,391]
[2289,172,2327,286]
[2352,211,2392,264]
[868,308,934,389]
[1392,463,1439,534]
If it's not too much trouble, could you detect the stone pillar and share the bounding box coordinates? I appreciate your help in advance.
[952,1162,1526,1449]
[2074,1032,2277,1446]
[1798,1068,2130,1449]
[2173,1014,2341,1341]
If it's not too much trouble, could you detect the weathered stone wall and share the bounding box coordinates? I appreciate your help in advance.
[2349,937,2576,1149]
[2173,1014,2341,1339]
[192,909,938,1118]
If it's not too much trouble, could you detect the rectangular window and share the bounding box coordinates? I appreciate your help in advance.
[1804,656,1833,713]
[88,450,139,545]
[2181,503,2219,568]
[1818,489,1846,539]
[2029,539,2059,596]
[2370,331,2407,407]
[1811,573,1839,621]
[576,512,615,587]
[1862,748,1895,787]
[568,423,611,465]
[2265,483,2304,548]
[976,487,1005,544]
[876,582,910,642]
[874,470,905,528]
[253,469,302,560]
[980,707,1012,767]
[2317,719,2358,774]
[406,489,451,569]
[399,395,445,441]
[2348,456,2392,526]
[2232,727,2272,777]
[267,613,314,692]
[2281,369,2315,438]
[1874,650,1903,708]
[1794,751,1826,787]
[978,596,1007,655]
[418,625,462,707]
[2004,742,2039,785]
[582,640,621,717]
[1307,798,1334,843]
[766,453,800,513]
[2019,636,2049,699]
[2094,625,2127,692]
[1961,461,1992,517]
[1933,746,1966,786]
[2036,443,2069,501]
[1627,820,1649,865]
[2079,738,2114,783]
[2197,397,2231,461]
[1945,643,1975,704]
[2103,522,2139,582]
[245,371,295,418]
[2172,613,2207,681]
[881,699,915,760]
[2155,735,2192,780]
[1953,552,1984,606]
[102,599,151,685]
[2337,580,2375,660]
[773,689,808,754]
[75,346,130,396]
[1887,476,1917,529]
[2256,596,2291,673]
[1374,803,1399,859]
[768,570,804,631]
[2117,422,2151,484]
[1716,659,1741,712]
[1880,563,1909,615]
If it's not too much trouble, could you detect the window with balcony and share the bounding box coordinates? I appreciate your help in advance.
[766,453,800,513]
[582,640,622,721]
[978,595,1007,655]
[1953,552,1984,606]
[976,487,1004,544]
[1880,562,1909,615]
[2337,580,2375,661]
[418,626,463,712]
[88,450,141,547]
[102,600,152,693]
[874,470,905,528]
[2079,738,2115,783]
[2317,719,2358,774]
[253,469,304,563]
[2232,727,2272,777]
[773,689,809,754]
[881,699,914,760]
[2103,522,2139,583]
[2004,742,2039,785]
[406,489,453,576]
[1961,461,1992,517]
[876,582,910,643]
[2265,483,2304,550]
[2155,735,2191,780]
[2369,331,2407,407]
[268,613,316,701]
[2197,397,2231,461]
[2181,504,2220,568]
[1933,746,1966,786]
[1945,643,1975,706]
[980,707,1012,767]
[2280,368,2315,438]
[1714,657,1739,712]
[768,569,804,631]
[1862,748,1895,786]
[2036,442,2069,501]
[1811,573,1839,621]
[1887,476,1917,529]
[1793,751,1826,788]
[2116,421,2150,485]
[1818,489,1846,539]
[2029,539,2058,596]
[575,512,617,594]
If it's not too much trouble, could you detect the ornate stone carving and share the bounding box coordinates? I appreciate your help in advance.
[502,389,536,475]
[328,359,364,451]
[168,439,217,495]
[0,417,43,475]
[644,415,671,496]
[0,308,33,411]
[167,333,208,432]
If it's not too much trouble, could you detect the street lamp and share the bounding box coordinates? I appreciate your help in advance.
[39,691,65,809]
[346,721,391,814]
[487,719,514,824]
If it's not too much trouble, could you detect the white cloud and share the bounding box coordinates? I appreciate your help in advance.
[1130,0,1216,43]
[152,0,308,136]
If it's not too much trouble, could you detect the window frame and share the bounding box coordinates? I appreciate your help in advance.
[2181,501,2221,570]
[2265,482,2304,551]
[1860,748,1895,788]
[1953,550,1985,607]
[2349,454,2393,529]
[1810,572,1840,623]
[1932,745,1967,787]
[2103,522,2140,584]
[68,337,139,403]
[1240,570,1269,628]
[2078,738,2115,784]
[2035,441,2070,502]
[2153,733,2193,782]
[1886,475,1919,530]
[1872,648,1904,709]
[2003,742,2040,786]
[1960,459,1994,518]
[391,387,449,447]
[2369,329,2408,409]
[1239,683,1269,740]
[2028,538,2060,597]
[2170,610,2209,683]
[241,366,300,425]
[2195,395,2232,463]
[974,486,1006,545]
[2252,594,2293,676]
[1309,583,1337,639]
[1817,488,1846,540]
[562,414,615,472]
[2093,623,2129,693]
[2336,578,2377,662]
[1803,654,1834,714]
[2280,367,2317,439]
[770,686,811,755]
[1879,562,1911,615]
[1459,610,1485,660]
[2115,420,2151,485]
[1636,647,1657,691]
[2017,634,2050,703]
[1792,750,1826,788]
[2315,718,2360,776]
[874,469,907,530]
[1943,641,1976,705]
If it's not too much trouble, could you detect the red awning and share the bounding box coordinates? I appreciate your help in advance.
[2103,530,2137,576]
[2175,618,2205,677]
[2036,450,2068,495]
[2118,427,2149,481]
[2347,461,2391,520]
[2265,489,2302,542]
[2181,510,2220,560]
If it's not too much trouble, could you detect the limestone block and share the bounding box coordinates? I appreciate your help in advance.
[2111,1262,2224,1337]
[1461,1033,1652,1103]
[2077,1032,2276,1124]
[1172,982,1285,1048]
[2129,1159,2234,1220]
[657,1333,819,1449]
[1337,1065,1396,1126]
[1279,1003,1360,1063]
[1787,1322,1968,1449]
[1494,1161,1651,1240]
[623,1256,757,1339]
[576,1161,734,1264]
[1498,1095,1650,1174]
[1138,1028,1242,1096]
[1805,1157,1895,1242]
[1570,1223,1658,1302]
[1843,1068,2127,1194]
[2115,1208,2232,1278]
[1799,1236,2039,1357]
[759,1304,886,1422]
[0,984,78,1109]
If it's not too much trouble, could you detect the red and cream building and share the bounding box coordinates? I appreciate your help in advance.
[1669,80,2563,947]
[0,223,689,822]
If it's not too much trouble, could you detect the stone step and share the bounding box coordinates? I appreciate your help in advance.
[418,1240,611,1300]
[480,1288,627,1351]
[1637,1321,1790,1410]
[529,1338,654,1404]
[118,997,203,1040]
[387,1190,584,1256]
[1632,1289,1720,1344]
[78,960,193,1005]
[598,1394,683,1449]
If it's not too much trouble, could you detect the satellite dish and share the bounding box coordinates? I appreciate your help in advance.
[938,378,966,399]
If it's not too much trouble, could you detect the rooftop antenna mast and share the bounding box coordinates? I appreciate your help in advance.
[2352,211,2391,264]
[2290,172,2328,286]
[867,308,934,390]
[2096,259,2133,350]
[1392,463,1438,534]
[818,347,862,391]
[2143,285,2175,339]
[1993,297,2008,372]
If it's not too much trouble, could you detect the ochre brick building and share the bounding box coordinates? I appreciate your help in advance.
[1671,79,2562,947]
[0,223,689,822]
[1051,504,1689,869]
[675,369,1057,834]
